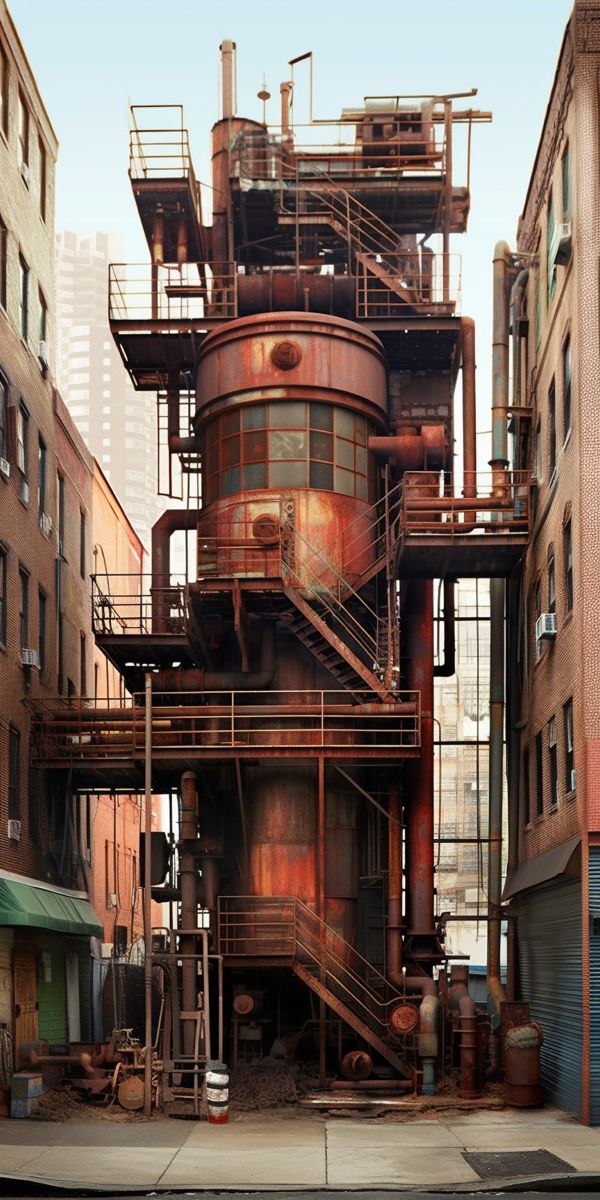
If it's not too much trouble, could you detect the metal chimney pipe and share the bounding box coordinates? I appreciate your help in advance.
[220,39,236,119]
[280,81,293,137]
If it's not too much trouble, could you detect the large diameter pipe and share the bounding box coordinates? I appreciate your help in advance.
[406,578,435,949]
[180,771,199,1056]
[487,241,512,1022]
[448,967,480,1098]
[488,575,505,1017]
[461,317,477,501]
[434,579,455,679]
[491,241,511,486]
[387,784,403,980]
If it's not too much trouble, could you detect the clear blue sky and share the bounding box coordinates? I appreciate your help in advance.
[9,0,572,448]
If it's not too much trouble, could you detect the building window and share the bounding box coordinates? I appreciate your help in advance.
[564,698,574,794]
[562,336,571,441]
[38,135,47,222]
[79,510,86,579]
[548,717,559,807]
[0,214,6,311]
[18,254,29,340]
[39,289,48,349]
[8,727,20,820]
[18,566,29,650]
[534,418,542,482]
[548,379,556,477]
[535,731,543,816]
[0,544,6,646]
[17,90,29,171]
[564,518,573,611]
[0,40,8,139]
[547,188,556,303]
[17,402,29,498]
[548,550,556,614]
[56,473,65,555]
[523,744,530,826]
[80,631,86,695]
[534,577,542,662]
[38,436,46,519]
[38,589,46,676]
[562,143,571,218]
[0,372,7,461]
[204,402,374,504]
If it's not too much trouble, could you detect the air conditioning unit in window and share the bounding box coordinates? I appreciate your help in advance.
[7,819,21,842]
[38,340,49,367]
[570,768,577,793]
[39,511,52,537]
[550,220,572,267]
[0,457,9,480]
[21,648,40,668]
[536,613,557,642]
[106,892,118,910]
[20,161,29,186]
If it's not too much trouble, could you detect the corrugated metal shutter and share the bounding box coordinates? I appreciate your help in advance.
[588,848,600,1123]
[515,876,582,1117]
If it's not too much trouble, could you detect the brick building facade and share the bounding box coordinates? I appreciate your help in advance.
[504,0,600,1124]
[0,0,155,1096]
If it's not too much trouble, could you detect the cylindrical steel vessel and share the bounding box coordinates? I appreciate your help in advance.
[195,312,388,586]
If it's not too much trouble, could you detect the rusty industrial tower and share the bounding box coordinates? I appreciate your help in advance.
[31,45,533,1107]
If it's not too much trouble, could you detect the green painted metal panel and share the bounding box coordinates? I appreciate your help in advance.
[37,935,67,1048]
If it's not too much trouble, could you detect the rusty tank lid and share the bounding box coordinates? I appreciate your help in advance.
[197,310,387,364]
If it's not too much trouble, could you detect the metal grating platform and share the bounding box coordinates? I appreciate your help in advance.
[462,1149,577,1179]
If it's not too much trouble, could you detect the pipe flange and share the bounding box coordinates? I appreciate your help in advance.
[270,340,302,370]
[252,513,281,545]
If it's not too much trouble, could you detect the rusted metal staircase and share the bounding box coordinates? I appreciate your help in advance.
[280,168,426,308]
[218,896,417,1084]
[280,486,404,697]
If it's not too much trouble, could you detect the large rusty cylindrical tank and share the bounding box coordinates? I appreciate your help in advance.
[195,312,387,587]
[246,765,317,905]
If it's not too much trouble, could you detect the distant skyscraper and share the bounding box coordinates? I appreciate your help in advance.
[55,230,159,550]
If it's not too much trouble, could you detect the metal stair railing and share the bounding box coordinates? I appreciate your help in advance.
[280,160,402,258]
[217,896,409,1044]
[281,524,380,668]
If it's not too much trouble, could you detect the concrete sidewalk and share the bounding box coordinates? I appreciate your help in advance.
[0,1107,599,1190]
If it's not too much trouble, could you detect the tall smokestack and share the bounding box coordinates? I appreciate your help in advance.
[220,39,236,119]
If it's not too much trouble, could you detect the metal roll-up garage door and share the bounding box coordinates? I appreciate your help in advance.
[515,875,582,1118]
[588,847,600,1123]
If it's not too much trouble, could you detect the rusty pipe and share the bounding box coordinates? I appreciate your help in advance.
[152,621,275,691]
[369,427,446,471]
[387,784,403,980]
[152,509,198,582]
[180,771,199,1056]
[491,241,511,483]
[280,81,293,137]
[406,578,435,950]
[434,579,455,678]
[399,970,440,1095]
[461,317,477,501]
[448,968,480,1098]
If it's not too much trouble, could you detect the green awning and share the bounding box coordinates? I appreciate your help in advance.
[0,878,103,937]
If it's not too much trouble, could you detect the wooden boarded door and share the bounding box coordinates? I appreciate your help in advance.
[13,939,38,1059]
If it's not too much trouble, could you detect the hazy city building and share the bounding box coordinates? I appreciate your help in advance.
[55,230,159,550]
